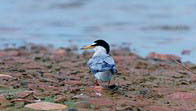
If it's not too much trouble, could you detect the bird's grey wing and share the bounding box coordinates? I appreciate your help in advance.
[87,57,103,74]
[87,55,117,74]
[103,56,117,74]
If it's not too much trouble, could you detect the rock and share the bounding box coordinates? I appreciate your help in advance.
[69,87,81,93]
[14,57,32,64]
[16,91,35,98]
[67,108,79,111]
[54,95,67,103]
[0,50,20,57]
[7,50,20,56]
[75,101,92,109]
[38,84,59,91]
[43,73,55,78]
[28,84,38,90]
[11,98,36,103]
[190,74,196,82]
[54,48,66,56]
[145,105,173,111]
[68,108,95,111]
[128,98,152,107]
[0,84,10,88]
[172,106,191,111]
[0,74,13,79]
[90,86,104,92]
[181,50,191,55]
[64,80,83,86]
[147,52,181,62]
[73,94,90,101]
[167,92,196,101]
[0,95,10,108]
[22,63,43,69]
[152,87,176,96]
[95,92,102,97]
[134,60,149,69]
[0,52,6,57]
[14,91,40,103]
[89,98,114,107]
[25,102,67,110]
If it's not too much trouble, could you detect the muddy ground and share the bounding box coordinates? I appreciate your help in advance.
[0,45,196,111]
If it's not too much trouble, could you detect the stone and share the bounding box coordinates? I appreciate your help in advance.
[11,98,36,103]
[181,50,191,55]
[22,63,43,69]
[16,91,35,98]
[54,95,67,103]
[54,49,66,56]
[147,52,181,62]
[0,74,13,79]
[89,98,114,106]
[75,101,92,109]
[145,105,173,111]
[64,80,83,86]
[67,108,79,111]
[91,86,104,92]
[7,50,20,56]
[167,92,196,102]
[152,87,176,96]
[0,52,6,57]
[0,51,20,57]
[73,94,90,100]
[25,102,67,110]
[14,91,40,103]
[0,95,10,108]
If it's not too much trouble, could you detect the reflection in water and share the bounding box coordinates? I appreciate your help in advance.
[0,0,196,62]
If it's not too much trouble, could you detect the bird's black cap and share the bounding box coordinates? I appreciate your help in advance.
[92,40,110,54]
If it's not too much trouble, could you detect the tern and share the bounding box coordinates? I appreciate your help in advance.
[81,40,117,86]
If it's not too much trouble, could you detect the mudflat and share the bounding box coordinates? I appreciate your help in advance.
[0,45,196,111]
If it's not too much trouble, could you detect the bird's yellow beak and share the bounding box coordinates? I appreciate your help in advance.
[81,45,95,50]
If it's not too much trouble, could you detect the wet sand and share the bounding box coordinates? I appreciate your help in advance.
[0,45,196,111]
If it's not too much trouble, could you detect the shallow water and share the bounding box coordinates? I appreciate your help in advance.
[0,0,196,62]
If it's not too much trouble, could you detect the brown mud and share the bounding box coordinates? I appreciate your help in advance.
[0,45,196,111]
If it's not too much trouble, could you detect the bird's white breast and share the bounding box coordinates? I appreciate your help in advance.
[93,46,107,57]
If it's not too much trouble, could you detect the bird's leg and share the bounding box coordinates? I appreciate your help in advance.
[108,80,110,86]
[95,80,99,86]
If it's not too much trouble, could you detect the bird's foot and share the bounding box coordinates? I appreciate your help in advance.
[93,80,117,90]
[93,86,104,92]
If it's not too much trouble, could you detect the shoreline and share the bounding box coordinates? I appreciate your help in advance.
[0,43,193,63]
[0,42,194,64]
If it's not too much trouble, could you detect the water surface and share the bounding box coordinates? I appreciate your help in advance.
[0,0,196,62]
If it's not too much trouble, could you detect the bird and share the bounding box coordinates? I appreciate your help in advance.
[81,40,117,86]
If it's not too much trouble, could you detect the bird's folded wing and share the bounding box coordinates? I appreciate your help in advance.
[87,55,117,74]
